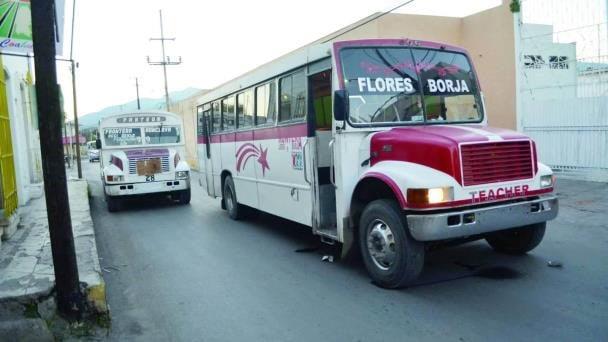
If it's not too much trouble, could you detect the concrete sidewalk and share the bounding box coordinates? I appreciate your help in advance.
[0,178,106,336]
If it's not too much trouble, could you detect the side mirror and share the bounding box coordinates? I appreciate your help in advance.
[95,138,102,149]
[333,89,349,121]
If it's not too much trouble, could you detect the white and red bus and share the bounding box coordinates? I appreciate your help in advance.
[99,111,191,212]
[196,39,558,288]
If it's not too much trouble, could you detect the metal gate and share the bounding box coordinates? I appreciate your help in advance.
[518,0,608,181]
[0,59,18,218]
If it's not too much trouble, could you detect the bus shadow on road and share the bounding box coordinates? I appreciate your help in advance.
[109,194,187,213]
[239,210,539,290]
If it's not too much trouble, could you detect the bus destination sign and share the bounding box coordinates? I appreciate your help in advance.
[116,116,167,124]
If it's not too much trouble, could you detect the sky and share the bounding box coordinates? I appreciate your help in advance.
[58,0,504,117]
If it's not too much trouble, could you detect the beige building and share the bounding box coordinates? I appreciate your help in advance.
[315,0,518,130]
[175,1,518,169]
[171,89,208,169]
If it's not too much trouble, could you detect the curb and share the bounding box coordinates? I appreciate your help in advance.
[0,178,108,338]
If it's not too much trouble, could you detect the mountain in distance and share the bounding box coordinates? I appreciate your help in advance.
[77,87,202,129]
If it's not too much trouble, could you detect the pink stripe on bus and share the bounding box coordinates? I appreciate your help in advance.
[198,123,308,145]
[221,133,236,143]
[254,123,307,141]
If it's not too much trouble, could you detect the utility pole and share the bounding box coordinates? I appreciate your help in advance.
[30,0,83,319]
[147,9,181,112]
[135,77,141,110]
[70,0,82,179]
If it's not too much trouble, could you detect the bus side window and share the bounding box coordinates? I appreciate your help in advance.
[212,101,221,133]
[255,82,276,126]
[199,102,211,136]
[197,106,204,137]
[222,96,236,131]
[279,70,306,123]
[292,71,306,121]
[237,90,254,129]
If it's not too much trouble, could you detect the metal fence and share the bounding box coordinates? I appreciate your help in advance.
[518,0,608,181]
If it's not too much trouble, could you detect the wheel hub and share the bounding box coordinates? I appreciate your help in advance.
[367,219,396,270]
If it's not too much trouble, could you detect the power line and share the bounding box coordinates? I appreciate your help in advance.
[322,0,416,43]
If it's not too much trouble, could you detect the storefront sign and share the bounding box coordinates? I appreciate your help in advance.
[0,0,64,55]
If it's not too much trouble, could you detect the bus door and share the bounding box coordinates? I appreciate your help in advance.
[308,63,337,239]
[199,104,215,196]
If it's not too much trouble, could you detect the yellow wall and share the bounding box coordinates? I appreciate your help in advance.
[0,58,18,217]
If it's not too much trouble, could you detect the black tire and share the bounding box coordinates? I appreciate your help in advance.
[486,222,546,255]
[359,199,424,289]
[106,194,121,212]
[223,176,244,220]
[177,189,191,205]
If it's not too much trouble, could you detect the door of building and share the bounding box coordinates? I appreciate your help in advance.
[0,64,18,218]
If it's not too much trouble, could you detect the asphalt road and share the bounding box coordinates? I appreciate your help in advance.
[85,162,608,342]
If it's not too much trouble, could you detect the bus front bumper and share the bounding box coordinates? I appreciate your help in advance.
[105,179,190,197]
[407,196,558,242]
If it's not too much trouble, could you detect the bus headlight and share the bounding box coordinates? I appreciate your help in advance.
[540,175,554,188]
[407,187,454,205]
[176,171,189,179]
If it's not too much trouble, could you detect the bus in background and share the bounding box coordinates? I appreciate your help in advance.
[196,39,558,288]
[98,111,191,212]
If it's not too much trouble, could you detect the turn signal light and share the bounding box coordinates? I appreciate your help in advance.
[106,175,124,182]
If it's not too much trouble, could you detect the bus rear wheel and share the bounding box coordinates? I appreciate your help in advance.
[359,199,424,289]
[223,176,244,220]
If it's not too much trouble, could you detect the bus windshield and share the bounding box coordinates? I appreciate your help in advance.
[102,126,181,147]
[103,128,143,146]
[340,47,483,126]
[144,126,181,144]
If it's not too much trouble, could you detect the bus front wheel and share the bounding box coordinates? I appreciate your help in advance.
[485,222,546,255]
[223,176,244,220]
[359,199,424,289]
[175,189,191,205]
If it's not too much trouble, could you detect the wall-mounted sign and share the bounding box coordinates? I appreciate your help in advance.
[524,55,569,70]
[0,0,64,55]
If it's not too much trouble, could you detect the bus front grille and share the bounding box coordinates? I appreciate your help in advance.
[128,156,170,175]
[460,141,534,186]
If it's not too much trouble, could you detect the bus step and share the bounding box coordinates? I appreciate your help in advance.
[317,228,338,245]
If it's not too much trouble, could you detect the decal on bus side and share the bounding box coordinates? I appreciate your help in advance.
[236,143,270,176]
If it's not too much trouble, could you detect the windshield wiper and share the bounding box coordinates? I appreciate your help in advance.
[369,91,408,123]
